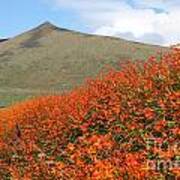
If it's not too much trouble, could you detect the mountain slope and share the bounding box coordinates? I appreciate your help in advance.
[0,22,167,106]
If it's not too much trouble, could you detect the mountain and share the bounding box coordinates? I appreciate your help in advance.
[0,38,8,43]
[0,21,168,106]
[171,43,180,49]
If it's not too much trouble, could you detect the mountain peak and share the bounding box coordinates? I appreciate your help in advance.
[29,21,62,35]
[38,21,57,29]
[32,21,71,33]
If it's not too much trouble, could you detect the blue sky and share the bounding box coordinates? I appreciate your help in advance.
[0,0,89,38]
[1,0,180,45]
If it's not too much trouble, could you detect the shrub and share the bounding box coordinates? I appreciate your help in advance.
[0,49,179,179]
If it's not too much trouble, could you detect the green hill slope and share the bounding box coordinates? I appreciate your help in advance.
[0,22,167,106]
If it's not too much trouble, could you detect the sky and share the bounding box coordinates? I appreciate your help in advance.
[1,0,180,46]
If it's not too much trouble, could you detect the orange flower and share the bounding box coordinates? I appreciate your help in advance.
[144,107,155,119]
[0,49,179,179]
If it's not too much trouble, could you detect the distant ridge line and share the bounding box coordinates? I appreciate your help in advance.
[0,39,8,43]
[2,21,165,47]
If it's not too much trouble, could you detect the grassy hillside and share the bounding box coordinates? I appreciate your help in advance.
[0,22,167,106]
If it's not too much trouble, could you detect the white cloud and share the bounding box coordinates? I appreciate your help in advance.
[47,0,180,46]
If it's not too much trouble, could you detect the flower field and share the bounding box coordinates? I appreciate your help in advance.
[0,50,179,179]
